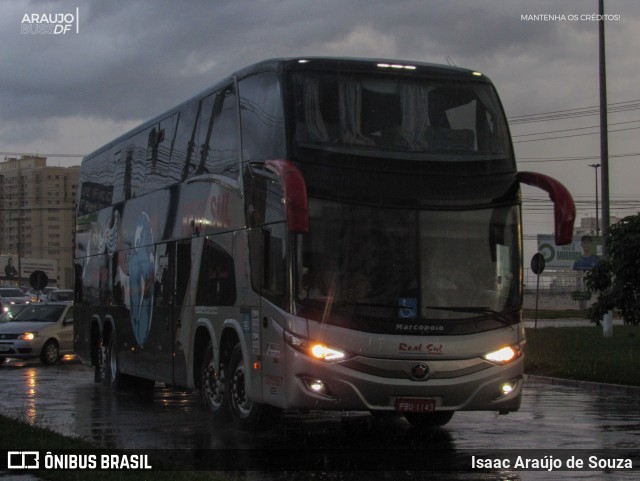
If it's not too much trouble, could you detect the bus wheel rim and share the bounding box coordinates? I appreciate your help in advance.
[204,361,224,409]
[231,364,252,417]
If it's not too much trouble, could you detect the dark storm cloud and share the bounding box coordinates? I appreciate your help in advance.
[2,0,569,125]
[3,0,395,123]
[1,0,637,143]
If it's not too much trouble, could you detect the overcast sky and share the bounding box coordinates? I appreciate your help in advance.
[2,0,639,260]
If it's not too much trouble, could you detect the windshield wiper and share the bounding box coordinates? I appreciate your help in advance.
[423,306,516,326]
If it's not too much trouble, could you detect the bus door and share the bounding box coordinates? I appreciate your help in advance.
[246,165,290,407]
[148,240,191,384]
[246,161,309,407]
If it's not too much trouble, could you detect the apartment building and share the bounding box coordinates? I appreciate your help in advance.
[0,155,80,288]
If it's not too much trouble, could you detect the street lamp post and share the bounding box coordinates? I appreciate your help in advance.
[589,163,601,235]
[11,218,45,287]
[9,216,25,286]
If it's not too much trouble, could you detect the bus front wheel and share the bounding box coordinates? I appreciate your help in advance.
[404,411,454,428]
[227,343,269,430]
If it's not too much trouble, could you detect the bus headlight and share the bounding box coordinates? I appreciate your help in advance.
[484,346,521,364]
[285,332,350,362]
[310,343,345,361]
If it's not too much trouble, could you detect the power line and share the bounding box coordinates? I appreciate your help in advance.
[511,119,640,138]
[513,125,640,143]
[518,152,640,163]
[508,98,640,124]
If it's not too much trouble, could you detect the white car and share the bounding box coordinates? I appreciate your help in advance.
[0,287,31,312]
[0,303,74,365]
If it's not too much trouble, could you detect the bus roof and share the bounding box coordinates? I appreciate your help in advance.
[238,56,488,78]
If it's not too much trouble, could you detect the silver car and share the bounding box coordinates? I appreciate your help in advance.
[0,287,31,312]
[47,289,74,303]
[0,303,73,365]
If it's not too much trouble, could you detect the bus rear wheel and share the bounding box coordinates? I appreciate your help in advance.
[227,344,269,430]
[200,341,230,423]
[101,332,155,392]
[404,411,454,428]
[104,332,120,387]
[94,338,107,383]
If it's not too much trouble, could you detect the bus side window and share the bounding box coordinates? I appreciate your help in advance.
[78,151,114,215]
[192,93,216,178]
[176,240,191,306]
[239,72,286,162]
[260,224,287,307]
[145,113,178,189]
[202,86,239,177]
[196,238,237,306]
[173,100,201,181]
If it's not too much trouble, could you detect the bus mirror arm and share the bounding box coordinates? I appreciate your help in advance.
[517,171,576,246]
[265,159,309,233]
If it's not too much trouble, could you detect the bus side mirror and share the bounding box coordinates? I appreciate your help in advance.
[517,171,576,246]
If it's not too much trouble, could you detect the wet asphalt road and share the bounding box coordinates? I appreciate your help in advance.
[1,357,640,480]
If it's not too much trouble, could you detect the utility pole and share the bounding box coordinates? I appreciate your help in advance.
[599,0,612,337]
[17,217,21,285]
[599,0,610,241]
[589,163,600,235]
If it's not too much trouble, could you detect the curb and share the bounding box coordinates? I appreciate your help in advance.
[525,374,640,394]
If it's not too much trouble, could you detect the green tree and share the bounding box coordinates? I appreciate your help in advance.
[585,214,640,325]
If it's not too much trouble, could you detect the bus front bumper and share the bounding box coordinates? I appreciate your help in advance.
[282,346,524,414]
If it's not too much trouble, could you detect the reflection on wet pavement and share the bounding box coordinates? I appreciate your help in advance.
[2,358,640,480]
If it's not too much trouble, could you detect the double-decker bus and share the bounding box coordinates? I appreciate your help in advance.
[74,57,575,429]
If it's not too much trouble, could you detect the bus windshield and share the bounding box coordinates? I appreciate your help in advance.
[291,71,511,160]
[296,199,521,329]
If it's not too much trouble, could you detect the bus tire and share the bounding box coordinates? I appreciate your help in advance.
[102,330,125,389]
[94,338,106,383]
[404,411,454,428]
[102,331,154,393]
[200,341,230,423]
[104,331,121,388]
[227,343,269,430]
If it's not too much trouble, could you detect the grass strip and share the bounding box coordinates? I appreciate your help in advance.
[522,309,590,319]
[525,325,640,386]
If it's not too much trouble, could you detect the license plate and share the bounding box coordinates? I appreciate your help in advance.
[396,397,436,413]
[0,346,10,353]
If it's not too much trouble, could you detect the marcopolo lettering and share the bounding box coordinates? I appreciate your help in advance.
[395,323,444,332]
